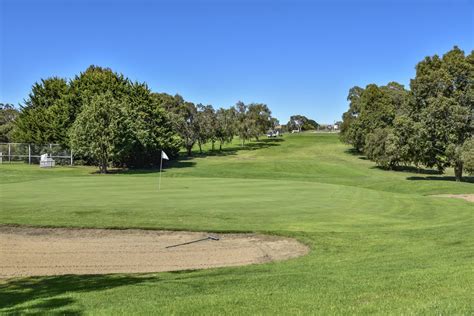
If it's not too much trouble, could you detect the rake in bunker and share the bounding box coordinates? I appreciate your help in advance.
[165,235,220,249]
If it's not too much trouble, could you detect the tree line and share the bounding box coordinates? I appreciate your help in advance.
[4,66,278,172]
[340,46,473,181]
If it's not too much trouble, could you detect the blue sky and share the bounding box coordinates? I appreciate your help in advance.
[1,0,473,124]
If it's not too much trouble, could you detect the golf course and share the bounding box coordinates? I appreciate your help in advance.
[1,133,473,314]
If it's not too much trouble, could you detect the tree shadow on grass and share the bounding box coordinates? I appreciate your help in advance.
[0,274,158,315]
[371,165,443,175]
[343,148,369,160]
[191,138,284,158]
[88,138,283,175]
[406,175,474,183]
[98,161,197,175]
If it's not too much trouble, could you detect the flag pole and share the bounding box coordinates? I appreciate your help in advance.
[158,150,163,191]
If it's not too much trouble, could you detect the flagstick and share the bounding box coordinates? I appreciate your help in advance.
[158,151,163,191]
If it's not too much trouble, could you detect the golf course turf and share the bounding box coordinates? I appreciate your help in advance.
[1,133,473,314]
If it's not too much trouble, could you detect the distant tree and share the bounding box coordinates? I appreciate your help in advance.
[287,115,303,132]
[0,103,19,142]
[287,115,319,132]
[235,101,253,146]
[196,104,216,153]
[270,117,280,130]
[340,82,408,156]
[248,103,272,140]
[215,107,236,150]
[340,86,365,149]
[69,93,131,173]
[167,99,199,156]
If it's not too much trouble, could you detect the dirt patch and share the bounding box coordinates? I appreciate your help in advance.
[432,194,474,203]
[0,226,308,278]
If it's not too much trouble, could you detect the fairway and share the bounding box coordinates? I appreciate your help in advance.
[1,133,473,314]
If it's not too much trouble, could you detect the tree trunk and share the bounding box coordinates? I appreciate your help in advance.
[99,162,107,174]
[186,145,192,156]
[198,141,202,154]
[219,142,223,151]
[454,161,463,182]
[212,141,215,151]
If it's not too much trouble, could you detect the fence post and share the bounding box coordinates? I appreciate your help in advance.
[8,143,11,163]
[70,149,73,166]
[28,144,31,165]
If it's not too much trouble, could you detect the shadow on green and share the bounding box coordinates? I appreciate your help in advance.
[0,274,157,314]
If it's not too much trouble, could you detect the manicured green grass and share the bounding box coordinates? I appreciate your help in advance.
[1,133,473,314]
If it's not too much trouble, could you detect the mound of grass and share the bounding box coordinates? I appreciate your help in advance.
[1,133,473,314]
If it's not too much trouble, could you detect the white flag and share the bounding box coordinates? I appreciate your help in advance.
[161,150,169,160]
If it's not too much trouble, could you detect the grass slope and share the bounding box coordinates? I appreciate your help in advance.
[1,133,473,314]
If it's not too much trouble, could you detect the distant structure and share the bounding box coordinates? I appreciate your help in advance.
[40,153,55,168]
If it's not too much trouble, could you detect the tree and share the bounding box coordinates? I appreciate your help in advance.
[215,107,236,150]
[234,101,253,146]
[340,82,408,156]
[69,93,131,173]
[461,137,474,175]
[247,103,272,140]
[409,47,473,181]
[364,128,401,169]
[417,96,470,179]
[341,47,472,181]
[14,77,71,145]
[69,65,130,118]
[124,83,182,166]
[0,103,19,142]
[168,99,199,156]
[196,104,216,153]
[340,86,364,147]
[287,115,319,132]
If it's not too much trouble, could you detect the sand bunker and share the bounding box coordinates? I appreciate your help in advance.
[432,194,474,203]
[0,226,308,278]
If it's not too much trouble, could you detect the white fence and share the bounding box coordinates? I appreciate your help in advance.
[0,143,73,165]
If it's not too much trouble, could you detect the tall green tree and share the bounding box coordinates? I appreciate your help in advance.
[124,83,182,166]
[69,65,130,117]
[14,77,71,145]
[409,46,473,181]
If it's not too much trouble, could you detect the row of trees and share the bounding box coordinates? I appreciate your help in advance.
[157,96,276,156]
[340,46,473,181]
[6,66,277,172]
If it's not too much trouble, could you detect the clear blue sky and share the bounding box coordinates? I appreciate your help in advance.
[1,0,473,124]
